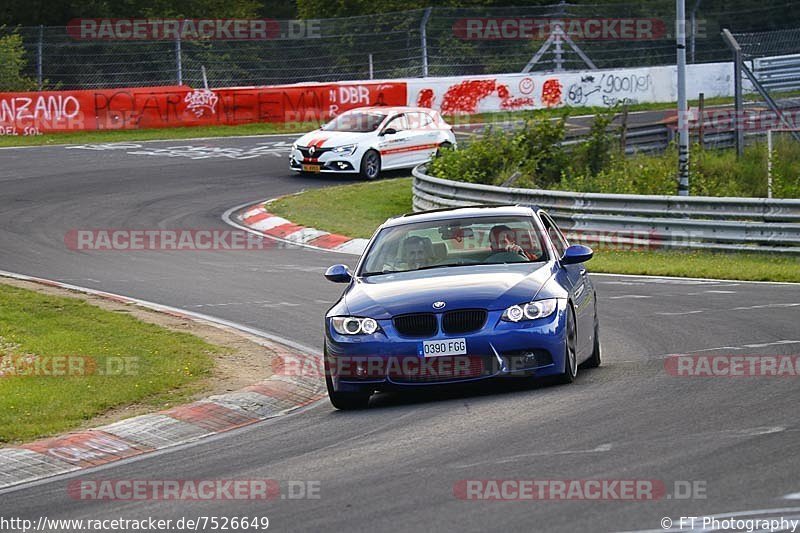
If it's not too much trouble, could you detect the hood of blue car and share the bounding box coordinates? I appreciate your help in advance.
[343,262,555,318]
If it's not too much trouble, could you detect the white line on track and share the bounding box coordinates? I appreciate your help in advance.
[591,272,800,286]
[613,340,800,363]
[454,443,613,469]
[0,132,303,151]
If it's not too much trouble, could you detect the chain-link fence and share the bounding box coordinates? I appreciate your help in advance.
[4,1,800,90]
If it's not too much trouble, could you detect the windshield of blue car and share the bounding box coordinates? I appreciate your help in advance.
[321,112,387,133]
[360,216,549,276]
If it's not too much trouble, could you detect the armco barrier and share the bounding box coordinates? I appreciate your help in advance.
[412,165,800,254]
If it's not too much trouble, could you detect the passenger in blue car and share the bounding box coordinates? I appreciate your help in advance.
[401,236,434,270]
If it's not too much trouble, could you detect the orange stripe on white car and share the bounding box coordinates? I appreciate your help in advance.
[379,143,440,156]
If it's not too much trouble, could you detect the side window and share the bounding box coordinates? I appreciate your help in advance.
[540,213,569,258]
[385,114,409,132]
[407,112,433,129]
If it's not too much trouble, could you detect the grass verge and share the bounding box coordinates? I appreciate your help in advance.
[0,283,219,444]
[268,177,413,239]
[265,178,800,283]
[589,250,800,283]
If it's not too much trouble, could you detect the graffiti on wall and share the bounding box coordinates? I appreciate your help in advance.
[565,72,653,107]
[0,61,740,132]
[408,63,737,115]
[0,82,407,134]
[415,79,535,115]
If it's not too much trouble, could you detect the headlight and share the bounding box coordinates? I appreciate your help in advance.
[331,316,380,335]
[332,144,357,155]
[501,299,558,322]
[291,142,298,151]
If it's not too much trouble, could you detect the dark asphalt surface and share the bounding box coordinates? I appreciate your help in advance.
[0,135,799,532]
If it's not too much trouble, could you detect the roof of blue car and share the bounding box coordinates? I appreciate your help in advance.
[382,205,538,228]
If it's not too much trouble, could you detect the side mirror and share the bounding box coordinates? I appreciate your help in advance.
[561,244,593,265]
[380,127,397,136]
[324,264,352,283]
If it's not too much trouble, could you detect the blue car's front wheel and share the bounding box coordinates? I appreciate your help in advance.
[581,301,601,369]
[557,306,579,384]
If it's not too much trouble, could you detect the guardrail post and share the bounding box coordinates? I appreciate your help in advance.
[722,29,744,158]
[420,7,432,77]
[175,30,183,85]
[37,25,43,91]
[767,129,773,199]
[697,93,704,149]
[676,0,690,196]
[619,104,628,152]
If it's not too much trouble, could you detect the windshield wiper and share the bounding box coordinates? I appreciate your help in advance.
[413,263,471,271]
[360,270,395,277]
[361,264,463,277]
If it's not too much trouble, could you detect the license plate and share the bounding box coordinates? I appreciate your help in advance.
[421,338,467,358]
[302,164,321,173]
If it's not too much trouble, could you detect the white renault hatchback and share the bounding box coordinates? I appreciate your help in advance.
[289,106,457,180]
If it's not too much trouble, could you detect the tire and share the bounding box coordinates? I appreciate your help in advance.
[359,149,381,180]
[581,302,602,369]
[557,305,578,384]
[436,141,453,157]
[324,354,371,410]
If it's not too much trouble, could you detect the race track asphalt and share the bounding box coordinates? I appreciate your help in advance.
[1,135,798,532]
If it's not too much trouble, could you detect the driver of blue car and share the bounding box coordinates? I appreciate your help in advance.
[489,224,537,261]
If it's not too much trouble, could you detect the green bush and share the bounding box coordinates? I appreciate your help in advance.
[0,31,37,92]
[429,116,570,189]
[428,126,528,186]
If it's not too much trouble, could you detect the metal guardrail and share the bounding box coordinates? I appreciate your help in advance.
[456,116,787,156]
[753,54,800,93]
[412,166,800,254]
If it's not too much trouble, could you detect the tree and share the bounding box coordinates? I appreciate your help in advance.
[0,31,37,91]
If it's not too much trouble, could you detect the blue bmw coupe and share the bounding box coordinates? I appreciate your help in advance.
[323,205,600,409]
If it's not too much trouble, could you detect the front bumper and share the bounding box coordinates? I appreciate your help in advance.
[325,303,568,393]
[289,147,360,174]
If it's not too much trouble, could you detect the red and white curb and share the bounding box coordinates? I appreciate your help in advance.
[0,270,325,491]
[226,199,367,255]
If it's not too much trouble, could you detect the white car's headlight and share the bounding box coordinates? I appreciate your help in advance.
[501,299,558,322]
[331,316,380,335]
[331,144,357,155]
